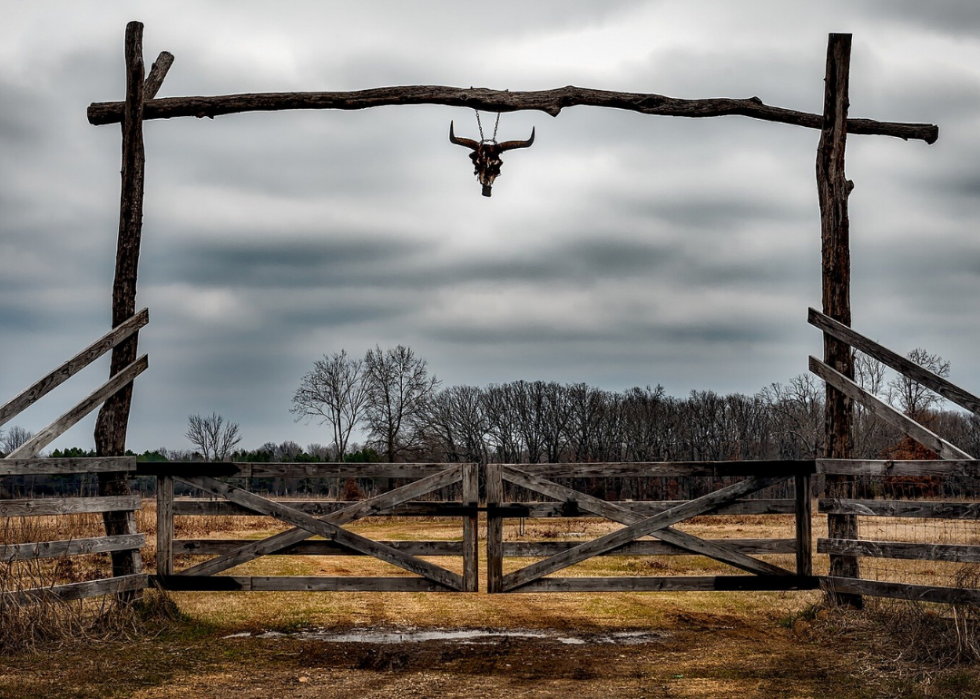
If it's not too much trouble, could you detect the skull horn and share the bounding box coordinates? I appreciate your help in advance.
[498,127,535,151]
[449,121,479,150]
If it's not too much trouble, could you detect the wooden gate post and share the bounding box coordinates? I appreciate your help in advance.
[461,463,479,592]
[156,475,174,577]
[486,463,504,593]
[817,32,861,607]
[795,470,813,577]
[94,21,148,590]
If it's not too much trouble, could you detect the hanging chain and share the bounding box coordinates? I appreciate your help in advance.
[475,110,501,144]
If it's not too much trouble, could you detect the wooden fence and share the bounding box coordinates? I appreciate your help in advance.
[0,457,147,602]
[1,310,149,602]
[4,457,980,604]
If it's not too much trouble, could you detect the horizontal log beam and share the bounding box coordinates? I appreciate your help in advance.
[0,309,148,428]
[0,494,141,517]
[6,354,149,460]
[818,538,980,563]
[155,575,452,592]
[137,461,470,479]
[0,456,135,476]
[3,574,148,604]
[820,498,980,519]
[510,575,820,593]
[809,356,972,460]
[809,308,980,419]
[86,86,939,143]
[820,576,980,606]
[0,534,145,562]
[817,459,980,477]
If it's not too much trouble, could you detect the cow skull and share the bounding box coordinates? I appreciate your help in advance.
[449,121,535,197]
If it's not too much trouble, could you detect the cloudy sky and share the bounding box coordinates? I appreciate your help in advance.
[2,1,980,454]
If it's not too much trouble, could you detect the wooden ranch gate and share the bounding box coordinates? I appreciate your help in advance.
[485,462,815,593]
[149,461,479,592]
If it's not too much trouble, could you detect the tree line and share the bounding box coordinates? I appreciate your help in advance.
[3,344,978,468]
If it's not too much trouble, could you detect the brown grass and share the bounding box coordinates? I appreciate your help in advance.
[4,499,980,697]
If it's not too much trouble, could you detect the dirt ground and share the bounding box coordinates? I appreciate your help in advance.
[3,591,980,699]
[4,513,980,697]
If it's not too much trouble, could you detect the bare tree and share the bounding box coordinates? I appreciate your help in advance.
[1,426,33,455]
[889,348,950,419]
[291,350,368,460]
[185,412,241,461]
[363,345,439,463]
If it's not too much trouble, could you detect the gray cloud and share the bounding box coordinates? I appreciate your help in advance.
[3,1,978,453]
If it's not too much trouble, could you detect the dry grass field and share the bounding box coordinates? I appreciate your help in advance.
[3,502,980,698]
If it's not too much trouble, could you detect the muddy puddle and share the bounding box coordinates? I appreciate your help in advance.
[223,628,669,645]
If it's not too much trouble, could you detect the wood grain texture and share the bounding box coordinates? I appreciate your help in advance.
[155,575,453,592]
[86,86,938,143]
[818,538,980,563]
[511,576,820,593]
[0,457,134,476]
[156,475,174,576]
[461,462,479,592]
[809,308,980,421]
[0,534,144,562]
[137,461,469,479]
[0,309,147,428]
[173,539,465,556]
[0,495,141,517]
[486,463,504,594]
[817,459,980,477]
[796,475,813,576]
[3,574,148,604]
[495,461,814,478]
[820,576,980,606]
[171,497,795,517]
[810,356,972,460]
[502,539,797,557]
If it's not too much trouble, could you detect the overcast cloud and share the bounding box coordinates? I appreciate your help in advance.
[2,1,980,453]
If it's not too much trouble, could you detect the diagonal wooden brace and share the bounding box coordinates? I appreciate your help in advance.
[176,468,462,588]
[501,474,788,591]
[502,467,793,577]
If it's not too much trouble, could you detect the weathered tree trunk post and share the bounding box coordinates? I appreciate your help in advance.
[94,21,147,592]
[817,33,861,608]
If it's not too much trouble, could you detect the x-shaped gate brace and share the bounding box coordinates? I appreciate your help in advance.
[493,466,796,592]
[167,466,466,591]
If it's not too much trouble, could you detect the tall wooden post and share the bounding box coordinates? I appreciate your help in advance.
[94,21,147,587]
[486,463,504,593]
[817,33,861,608]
